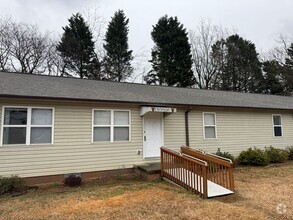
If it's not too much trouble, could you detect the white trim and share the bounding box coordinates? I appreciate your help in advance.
[142,114,145,158]
[1,106,54,146]
[142,114,146,159]
[0,106,4,147]
[161,113,164,148]
[203,112,217,139]
[91,108,94,143]
[27,107,31,145]
[92,109,131,143]
[272,114,283,137]
[110,110,114,142]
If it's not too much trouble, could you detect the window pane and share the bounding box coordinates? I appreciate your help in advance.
[114,127,129,141]
[204,113,215,126]
[114,111,129,125]
[94,111,111,125]
[274,126,282,137]
[205,127,216,138]
[3,127,26,145]
[273,115,281,125]
[4,108,27,125]
[94,127,110,141]
[31,109,52,125]
[31,127,52,144]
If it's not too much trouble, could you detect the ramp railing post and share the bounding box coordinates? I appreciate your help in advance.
[229,166,235,191]
[202,165,208,199]
[161,147,164,178]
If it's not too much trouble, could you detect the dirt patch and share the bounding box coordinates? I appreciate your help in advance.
[215,193,246,204]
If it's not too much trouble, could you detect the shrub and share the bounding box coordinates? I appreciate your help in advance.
[265,146,288,163]
[287,147,293,160]
[64,173,82,187]
[238,148,269,166]
[0,175,26,195]
[215,148,235,162]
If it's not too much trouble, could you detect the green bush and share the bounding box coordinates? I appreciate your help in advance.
[287,147,293,160]
[215,148,235,162]
[238,148,269,166]
[0,175,26,195]
[265,146,288,163]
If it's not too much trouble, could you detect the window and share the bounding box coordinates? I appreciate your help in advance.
[273,115,282,137]
[93,110,130,142]
[203,113,217,139]
[2,107,53,145]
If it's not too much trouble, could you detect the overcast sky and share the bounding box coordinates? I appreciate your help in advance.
[1,0,293,80]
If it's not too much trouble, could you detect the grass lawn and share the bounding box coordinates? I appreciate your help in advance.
[0,162,292,220]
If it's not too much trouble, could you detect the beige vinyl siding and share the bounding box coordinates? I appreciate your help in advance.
[188,107,293,155]
[0,99,145,177]
[0,98,292,178]
[163,109,186,150]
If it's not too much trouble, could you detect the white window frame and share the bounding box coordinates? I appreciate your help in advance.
[92,109,131,143]
[272,114,283,137]
[0,106,55,146]
[203,112,217,139]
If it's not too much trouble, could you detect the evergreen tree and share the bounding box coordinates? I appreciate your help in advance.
[146,15,194,87]
[284,43,293,94]
[57,13,100,79]
[262,61,285,95]
[103,10,133,82]
[211,34,263,93]
[261,43,293,96]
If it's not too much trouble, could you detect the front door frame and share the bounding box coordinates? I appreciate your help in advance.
[142,113,164,159]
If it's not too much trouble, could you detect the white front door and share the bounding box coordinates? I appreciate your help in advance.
[143,112,163,158]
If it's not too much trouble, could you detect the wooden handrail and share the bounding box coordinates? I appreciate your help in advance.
[161,147,208,166]
[180,146,235,191]
[181,147,233,167]
[161,147,208,198]
[181,153,208,166]
[206,152,233,163]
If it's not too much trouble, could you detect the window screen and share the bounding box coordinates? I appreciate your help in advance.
[203,113,216,139]
[273,115,282,137]
[2,107,53,145]
[93,110,130,142]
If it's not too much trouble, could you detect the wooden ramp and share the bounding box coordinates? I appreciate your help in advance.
[164,168,233,198]
[161,147,235,199]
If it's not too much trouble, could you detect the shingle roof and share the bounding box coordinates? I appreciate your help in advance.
[0,72,292,110]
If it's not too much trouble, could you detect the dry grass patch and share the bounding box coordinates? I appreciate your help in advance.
[0,163,292,220]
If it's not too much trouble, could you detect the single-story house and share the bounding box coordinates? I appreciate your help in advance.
[0,72,292,183]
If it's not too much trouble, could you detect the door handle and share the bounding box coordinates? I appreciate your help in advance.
[144,136,146,141]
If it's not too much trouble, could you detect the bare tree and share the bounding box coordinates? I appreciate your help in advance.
[189,19,229,89]
[265,34,293,64]
[82,7,106,60]
[44,39,69,76]
[8,22,51,74]
[0,14,104,77]
[126,48,149,83]
[0,17,12,71]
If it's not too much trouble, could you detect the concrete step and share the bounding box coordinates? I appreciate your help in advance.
[134,162,161,181]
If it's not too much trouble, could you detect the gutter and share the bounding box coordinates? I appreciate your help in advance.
[185,106,192,147]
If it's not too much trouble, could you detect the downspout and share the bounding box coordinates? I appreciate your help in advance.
[185,106,192,147]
